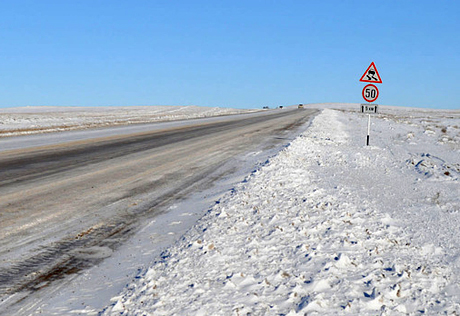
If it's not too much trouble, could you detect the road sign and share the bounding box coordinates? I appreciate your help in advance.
[360,62,382,83]
[361,104,378,114]
[362,84,379,102]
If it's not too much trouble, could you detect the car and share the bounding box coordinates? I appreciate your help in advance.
[298,104,304,109]
[263,106,269,109]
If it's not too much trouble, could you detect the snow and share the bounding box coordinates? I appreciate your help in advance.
[99,104,460,315]
[0,106,256,137]
[1,103,459,315]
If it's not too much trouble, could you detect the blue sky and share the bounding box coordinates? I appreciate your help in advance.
[0,1,458,109]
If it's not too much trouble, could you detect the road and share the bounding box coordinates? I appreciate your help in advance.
[0,107,317,310]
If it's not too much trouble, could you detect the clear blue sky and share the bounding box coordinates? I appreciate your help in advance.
[0,0,458,109]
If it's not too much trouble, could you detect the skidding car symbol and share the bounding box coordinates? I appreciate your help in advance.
[367,69,378,81]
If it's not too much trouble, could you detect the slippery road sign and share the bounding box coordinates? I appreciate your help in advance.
[360,62,382,84]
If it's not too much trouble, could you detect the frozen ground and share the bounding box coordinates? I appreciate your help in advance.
[100,104,460,315]
[0,106,312,316]
[0,106,256,137]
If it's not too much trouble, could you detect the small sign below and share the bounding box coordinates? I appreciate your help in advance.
[360,62,382,83]
[361,104,378,114]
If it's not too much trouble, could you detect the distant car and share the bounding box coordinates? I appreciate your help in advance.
[263,106,269,109]
[278,106,284,109]
[298,104,304,109]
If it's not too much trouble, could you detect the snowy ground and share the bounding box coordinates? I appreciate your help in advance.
[0,106,256,137]
[100,104,460,315]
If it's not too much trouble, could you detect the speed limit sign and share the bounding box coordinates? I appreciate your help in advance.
[362,84,379,103]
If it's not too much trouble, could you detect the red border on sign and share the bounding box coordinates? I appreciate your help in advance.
[362,84,379,103]
[360,62,382,83]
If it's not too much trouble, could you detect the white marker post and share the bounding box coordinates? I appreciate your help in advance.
[361,104,378,146]
[367,114,371,146]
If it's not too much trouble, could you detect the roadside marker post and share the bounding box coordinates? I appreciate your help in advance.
[359,62,382,146]
[367,114,371,146]
[361,104,378,146]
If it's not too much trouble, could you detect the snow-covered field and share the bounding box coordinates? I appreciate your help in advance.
[100,104,460,315]
[0,106,256,137]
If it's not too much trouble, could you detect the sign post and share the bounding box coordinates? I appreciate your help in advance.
[361,104,378,145]
[359,62,382,146]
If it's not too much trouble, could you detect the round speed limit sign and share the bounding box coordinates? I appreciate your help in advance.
[362,84,379,103]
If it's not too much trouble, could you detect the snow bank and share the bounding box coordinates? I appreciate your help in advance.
[0,106,256,137]
[102,106,460,315]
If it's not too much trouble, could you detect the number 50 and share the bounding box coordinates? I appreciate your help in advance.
[362,84,379,102]
[365,88,377,98]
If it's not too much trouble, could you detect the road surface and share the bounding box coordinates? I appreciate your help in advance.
[0,107,317,311]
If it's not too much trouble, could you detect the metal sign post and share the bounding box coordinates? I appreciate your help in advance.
[361,104,378,146]
[367,114,371,146]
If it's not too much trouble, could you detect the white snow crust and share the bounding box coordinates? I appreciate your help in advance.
[0,106,255,137]
[101,104,460,315]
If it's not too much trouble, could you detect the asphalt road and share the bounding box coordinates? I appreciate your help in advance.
[0,107,317,306]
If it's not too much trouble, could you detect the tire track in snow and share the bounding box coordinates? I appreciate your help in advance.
[0,108,317,314]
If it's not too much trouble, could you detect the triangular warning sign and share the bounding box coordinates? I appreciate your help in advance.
[360,62,382,83]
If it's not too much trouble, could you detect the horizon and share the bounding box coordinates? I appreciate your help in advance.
[1,102,459,112]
